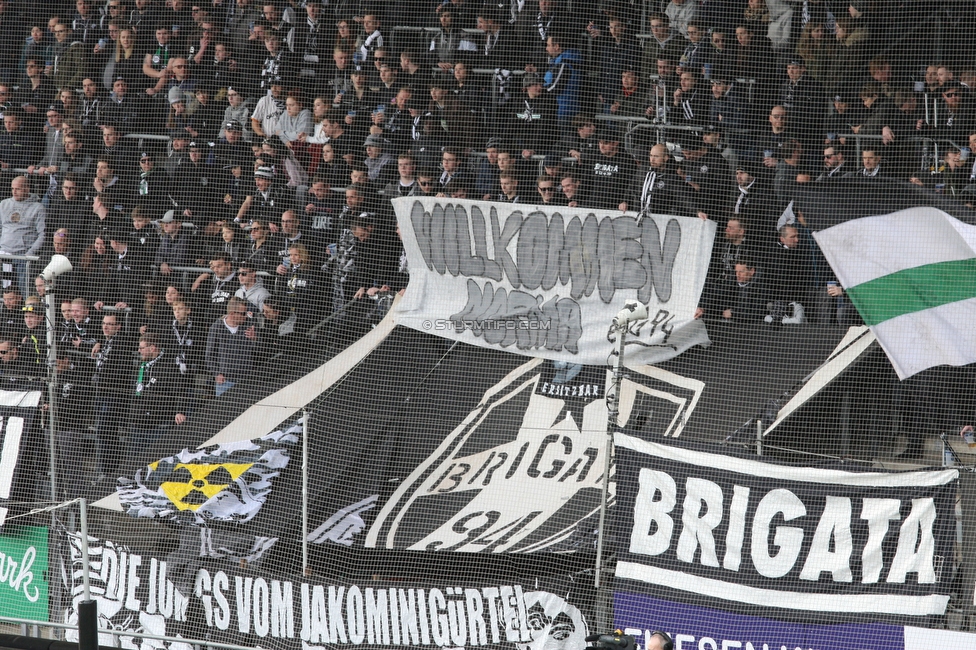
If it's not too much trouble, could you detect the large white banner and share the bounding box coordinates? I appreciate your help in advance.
[393,198,716,366]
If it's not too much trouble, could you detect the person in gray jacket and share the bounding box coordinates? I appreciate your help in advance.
[205,296,257,397]
[0,176,46,295]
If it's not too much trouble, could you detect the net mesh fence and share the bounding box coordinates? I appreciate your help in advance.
[0,1,975,649]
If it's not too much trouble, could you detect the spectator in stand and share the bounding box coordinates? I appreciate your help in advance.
[780,58,826,147]
[19,60,55,130]
[184,85,223,143]
[543,30,582,125]
[497,172,521,203]
[730,23,776,112]
[623,143,705,219]
[250,79,286,141]
[757,105,795,173]
[155,210,196,276]
[50,24,89,92]
[676,20,707,76]
[90,311,134,480]
[429,8,475,74]
[258,31,297,94]
[236,166,293,224]
[709,72,748,138]
[95,226,153,310]
[191,252,238,324]
[474,5,518,74]
[666,0,698,40]
[135,150,176,207]
[244,219,276,273]
[272,210,322,268]
[234,262,270,314]
[670,71,709,150]
[764,224,810,325]
[0,288,25,338]
[256,296,296,362]
[581,125,635,211]
[96,123,136,172]
[558,172,592,209]
[817,143,849,181]
[211,117,250,171]
[0,110,34,171]
[291,1,328,92]
[934,80,976,142]
[205,296,257,396]
[682,125,735,218]
[534,175,559,206]
[517,0,565,72]
[362,134,395,186]
[1,176,47,296]
[275,93,313,150]
[357,13,384,72]
[591,15,639,107]
[385,153,419,197]
[558,116,596,165]
[221,90,253,142]
[415,169,436,197]
[164,298,202,376]
[127,332,188,464]
[609,68,648,119]
[731,162,775,226]
[508,73,557,159]
[641,15,682,81]
[696,256,770,324]
[176,141,222,224]
[20,300,47,371]
[824,93,864,146]
[0,336,32,379]
[279,242,324,333]
[299,178,337,235]
[856,149,886,178]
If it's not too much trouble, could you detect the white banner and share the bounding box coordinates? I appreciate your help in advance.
[393,198,715,366]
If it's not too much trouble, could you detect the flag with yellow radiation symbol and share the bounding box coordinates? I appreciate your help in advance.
[116,419,300,524]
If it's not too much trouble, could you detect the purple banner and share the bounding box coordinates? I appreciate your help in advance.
[614,591,904,650]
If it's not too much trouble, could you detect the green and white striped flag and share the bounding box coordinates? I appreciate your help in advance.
[813,206,976,379]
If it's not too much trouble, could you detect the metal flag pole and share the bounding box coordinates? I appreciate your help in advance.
[45,284,59,503]
[77,498,97,650]
[594,301,648,592]
[302,409,309,576]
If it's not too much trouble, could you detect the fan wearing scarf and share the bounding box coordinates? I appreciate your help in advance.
[128,333,188,465]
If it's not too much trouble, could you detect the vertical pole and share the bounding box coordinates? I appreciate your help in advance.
[45,288,59,502]
[595,322,626,590]
[756,420,763,457]
[78,498,97,650]
[301,409,309,575]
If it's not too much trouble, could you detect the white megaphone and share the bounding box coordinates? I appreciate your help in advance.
[41,254,73,282]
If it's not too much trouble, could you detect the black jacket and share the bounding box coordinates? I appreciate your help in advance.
[130,350,185,426]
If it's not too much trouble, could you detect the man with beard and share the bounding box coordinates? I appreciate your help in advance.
[817,143,848,182]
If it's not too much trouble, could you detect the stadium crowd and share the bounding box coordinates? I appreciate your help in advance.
[0,0,972,473]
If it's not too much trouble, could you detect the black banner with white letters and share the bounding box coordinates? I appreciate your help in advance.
[60,532,595,650]
[0,386,43,527]
[612,432,957,619]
